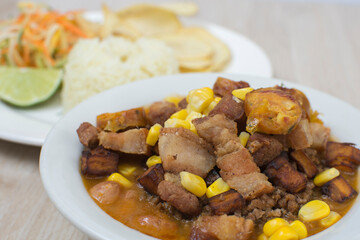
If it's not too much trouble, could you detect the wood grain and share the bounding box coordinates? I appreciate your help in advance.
[0,0,359,239]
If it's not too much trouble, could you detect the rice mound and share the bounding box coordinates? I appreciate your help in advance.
[61,37,179,111]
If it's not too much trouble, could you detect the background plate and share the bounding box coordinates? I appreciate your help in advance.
[0,12,272,146]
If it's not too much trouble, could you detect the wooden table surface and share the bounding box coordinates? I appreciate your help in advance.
[1,0,360,239]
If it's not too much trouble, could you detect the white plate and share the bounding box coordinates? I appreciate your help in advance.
[40,73,360,240]
[0,12,272,146]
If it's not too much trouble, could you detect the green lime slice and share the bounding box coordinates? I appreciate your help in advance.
[0,67,63,107]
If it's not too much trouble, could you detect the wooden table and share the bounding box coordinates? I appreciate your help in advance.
[1,0,359,239]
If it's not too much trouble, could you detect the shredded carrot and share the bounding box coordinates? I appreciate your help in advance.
[56,17,88,38]
[1,3,88,68]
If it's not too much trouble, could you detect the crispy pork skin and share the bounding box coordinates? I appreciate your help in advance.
[209,93,244,121]
[213,77,250,97]
[157,180,201,216]
[147,101,178,126]
[193,114,238,147]
[81,147,119,177]
[77,122,99,148]
[208,190,245,215]
[226,172,274,200]
[265,153,307,193]
[309,122,330,150]
[96,107,147,132]
[288,119,313,150]
[99,128,150,155]
[217,149,259,181]
[322,175,357,203]
[158,127,215,178]
[137,164,164,195]
[191,215,254,240]
[90,181,121,205]
[246,133,283,167]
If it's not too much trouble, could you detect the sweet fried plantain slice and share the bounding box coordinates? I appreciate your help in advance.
[137,164,165,195]
[322,175,357,203]
[244,87,302,134]
[96,107,148,132]
[326,142,360,167]
[290,149,318,178]
[208,189,245,215]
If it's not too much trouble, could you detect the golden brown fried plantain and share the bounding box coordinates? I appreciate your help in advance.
[137,164,165,195]
[96,107,148,132]
[326,142,360,172]
[244,88,302,134]
[322,175,357,203]
[208,190,245,215]
[290,149,318,178]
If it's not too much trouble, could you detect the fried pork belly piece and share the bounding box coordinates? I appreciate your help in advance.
[147,101,178,126]
[217,149,259,181]
[290,149,318,178]
[89,181,121,205]
[208,190,245,215]
[98,128,151,155]
[322,175,357,203]
[309,122,330,150]
[288,119,313,150]
[77,122,100,148]
[213,77,250,97]
[157,180,201,216]
[194,114,274,199]
[226,172,274,200]
[178,97,188,109]
[246,133,283,167]
[190,215,254,240]
[137,164,164,195]
[325,142,360,172]
[264,153,307,193]
[193,114,238,147]
[209,93,245,121]
[96,107,147,132]
[158,127,215,178]
[81,147,119,177]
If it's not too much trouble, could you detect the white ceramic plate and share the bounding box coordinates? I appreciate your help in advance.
[0,13,272,147]
[40,73,360,240]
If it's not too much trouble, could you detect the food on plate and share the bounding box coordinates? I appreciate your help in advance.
[77,76,359,239]
[61,37,178,111]
[0,2,87,68]
[158,2,199,16]
[0,66,62,106]
[101,4,231,73]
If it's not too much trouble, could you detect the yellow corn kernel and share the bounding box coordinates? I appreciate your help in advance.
[232,87,254,100]
[146,123,162,146]
[146,155,162,168]
[269,226,299,240]
[187,87,214,112]
[239,131,250,147]
[299,200,330,222]
[314,168,340,187]
[263,218,289,237]
[118,164,137,177]
[164,95,183,106]
[164,118,190,129]
[258,233,268,240]
[180,171,207,197]
[206,178,231,198]
[107,173,132,188]
[289,220,307,239]
[203,97,221,115]
[170,109,188,120]
[320,211,341,228]
[185,111,203,122]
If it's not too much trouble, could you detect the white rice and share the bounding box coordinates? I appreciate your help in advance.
[61,37,179,111]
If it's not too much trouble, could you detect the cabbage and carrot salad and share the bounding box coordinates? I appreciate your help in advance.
[0,2,88,68]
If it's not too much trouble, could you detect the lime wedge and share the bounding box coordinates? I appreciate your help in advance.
[0,67,63,107]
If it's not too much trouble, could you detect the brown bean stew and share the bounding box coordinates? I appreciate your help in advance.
[78,77,360,240]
